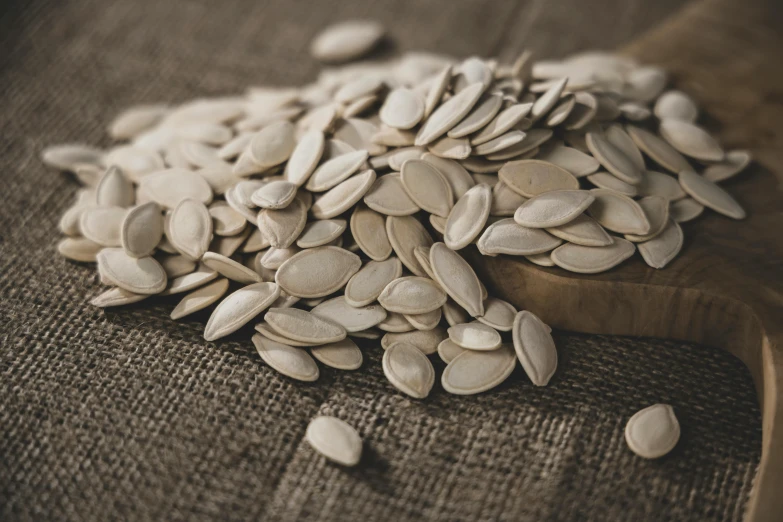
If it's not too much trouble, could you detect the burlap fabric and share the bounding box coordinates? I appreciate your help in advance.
[0,0,763,520]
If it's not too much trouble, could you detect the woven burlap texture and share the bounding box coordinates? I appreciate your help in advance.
[0,0,762,520]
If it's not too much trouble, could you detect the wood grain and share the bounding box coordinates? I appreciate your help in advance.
[473,0,783,520]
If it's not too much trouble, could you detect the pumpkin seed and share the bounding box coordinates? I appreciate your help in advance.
[638,219,683,269]
[499,159,579,197]
[512,311,557,386]
[448,322,502,351]
[344,257,402,307]
[265,307,346,344]
[276,246,361,298]
[204,282,281,341]
[90,287,148,308]
[252,333,319,382]
[386,215,434,276]
[311,169,377,219]
[415,82,484,146]
[678,170,745,219]
[378,276,447,315]
[444,183,491,250]
[310,339,363,371]
[168,199,213,261]
[551,238,636,273]
[381,327,446,355]
[670,198,704,223]
[382,342,435,399]
[97,248,167,295]
[429,242,484,317]
[400,159,453,217]
[625,404,680,459]
[350,204,392,260]
[310,20,384,63]
[513,190,594,228]
[588,189,651,235]
[201,252,263,283]
[170,278,229,319]
[441,344,516,395]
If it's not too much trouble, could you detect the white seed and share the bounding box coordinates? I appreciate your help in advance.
[306,415,363,467]
[531,77,568,121]
[305,150,369,192]
[311,169,377,219]
[259,247,300,270]
[626,125,691,174]
[586,132,643,185]
[275,246,361,298]
[429,242,484,317]
[470,103,532,145]
[170,278,229,320]
[97,248,167,295]
[437,338,468,363]
[109,104,168,140]
[670,198,704,223]
[250,120,296,168]
[380,88,424,130]
[265,307,346,344]
[427,136,471,159]
[491,182,527,216]
[208,202,246,236]
[499,159,579,197]
[204,282,281,341]
[386,215,434,276]
[547,214,613,247]
[625,404,680,459]
[678,170,745,219]
[105,145,166,182]
[80,206,127,247]
[250,180,298,209]
[296,219,346,249]
[363,173,420,216]
[350,204,392,260]
[586,171,638,197]
[448,322,502,351]
[96,166,134,208]
[415,83,484,146]
[625,196,670,242]
[310,338,363,371]
[703,150,751,183]
[252,333,319,382]
[477,298,517,332]
[513,190,595,228]
[378,276,447,315]
[421,153,475,199]
[551,238,636,274]
[399,159,453,217]
[479,218,562,256]
[257,197,307,248]
[387,146,426,171]
[537,145,600,177]
[448,93,503,138]
[381,327,446,356]
[201,252,262,284]
[140,168,213,209]
[42,144,104,171]
[589,189,651,235]
[160,264,218,295]
[119,204,162,260]
[345,257,402,307]
[525,252,555,267]
[378,312,415,333]
[382,342,435,399]
[638,219,683,269]
[255,322,318,347]
[444,183,491,250]
[605,125,646,172]
[637,171,686,201]
[441,344,516,395]
[310,20,384,63]
[90,287,148,308]
[654,90,698,123]
[423,65,452,118]
[168,199,213,261]
[512,311,557,386]
[58,237,103,262]
[404,308,442,331]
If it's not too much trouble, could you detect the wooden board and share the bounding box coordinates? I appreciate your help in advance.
[472,0,783,520]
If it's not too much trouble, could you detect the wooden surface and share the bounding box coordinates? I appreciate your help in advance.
[475,0,783,520]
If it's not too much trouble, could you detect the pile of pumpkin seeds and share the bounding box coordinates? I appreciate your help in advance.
[44,22,744,458]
